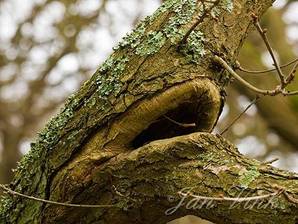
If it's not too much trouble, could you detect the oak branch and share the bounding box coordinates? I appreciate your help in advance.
[2,0,298,223]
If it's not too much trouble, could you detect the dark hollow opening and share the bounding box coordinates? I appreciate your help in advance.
[131,101,201,149]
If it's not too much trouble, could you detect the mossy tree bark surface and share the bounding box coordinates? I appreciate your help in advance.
[2,0,297,223]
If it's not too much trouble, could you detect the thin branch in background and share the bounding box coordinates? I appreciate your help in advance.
[283,90,298,96]
[215,56,278,95]
[216,15,298,135]
[285,60,298,83]
[262,158,279,165]
[0,184,117,208]
[237,58,298,75]
[215,15,298,99]
[252,15,286,86]
[214,56,298,96]
[220,96,260,135]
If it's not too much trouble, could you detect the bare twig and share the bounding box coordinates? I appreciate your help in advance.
[220,96,259,135]
[163,115,196,128]
[0,184,117,208]
[216,16,298,99]
[282,90,298,96]
[285,60,298,84]
[252,15,286,86]
[214,56,298,96]
[262,158,279,165]
[237,58,298,75]
[215,56,277,95]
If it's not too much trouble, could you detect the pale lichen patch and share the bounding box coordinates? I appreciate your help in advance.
[136,31,166,56]
[239,167,260,188]
[180,31,206,63]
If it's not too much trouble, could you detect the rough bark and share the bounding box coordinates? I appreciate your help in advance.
[43,133,298,224]
[0,0,288,223]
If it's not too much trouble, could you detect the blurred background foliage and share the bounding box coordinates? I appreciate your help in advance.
[0,0,297,223]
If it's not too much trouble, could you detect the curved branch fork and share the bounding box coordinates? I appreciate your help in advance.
[43,133,298,224]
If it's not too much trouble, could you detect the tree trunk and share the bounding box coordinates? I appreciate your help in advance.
[3,0,296,223]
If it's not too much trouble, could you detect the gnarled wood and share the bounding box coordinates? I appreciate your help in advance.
[0,0,279,223]
[44,133,298,223]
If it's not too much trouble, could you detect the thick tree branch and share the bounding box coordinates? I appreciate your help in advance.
[40,133,298,224]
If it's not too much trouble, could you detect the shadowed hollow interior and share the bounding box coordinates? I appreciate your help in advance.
[49,78,224,205]
[104,78,222,150]
[132,99,202,148]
